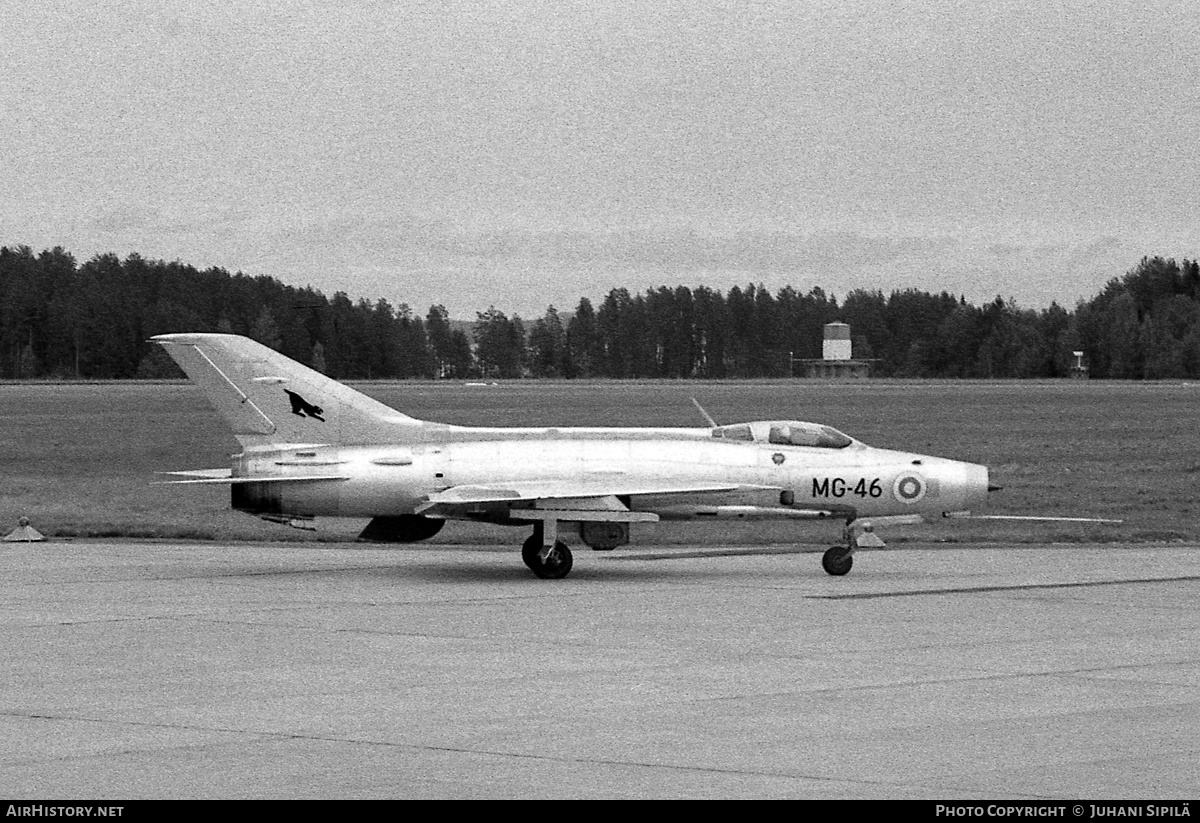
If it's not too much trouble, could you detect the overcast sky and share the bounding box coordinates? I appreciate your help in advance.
[3,0,1198,318]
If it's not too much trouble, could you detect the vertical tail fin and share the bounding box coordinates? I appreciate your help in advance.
[153,333,427,448]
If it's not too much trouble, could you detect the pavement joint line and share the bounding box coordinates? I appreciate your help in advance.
[693,662,1200,703]
[2,614,567,641]
[808,575,1200,599]
[0,709,901,789]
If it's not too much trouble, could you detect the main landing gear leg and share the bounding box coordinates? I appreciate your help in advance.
[521,521,574,580]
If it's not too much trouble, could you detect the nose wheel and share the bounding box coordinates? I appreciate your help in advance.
[822,546,853,576]
[521,530,574,579]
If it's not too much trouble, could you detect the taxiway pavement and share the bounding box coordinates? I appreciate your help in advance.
[2,539,1198,799]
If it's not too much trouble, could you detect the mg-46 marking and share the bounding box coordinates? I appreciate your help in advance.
[812,477,885,499]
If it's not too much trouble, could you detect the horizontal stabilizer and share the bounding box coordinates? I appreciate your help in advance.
[159,469,232,479]
[155,470,348,485]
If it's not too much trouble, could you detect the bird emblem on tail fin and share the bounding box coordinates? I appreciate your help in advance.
[284,389,325,421]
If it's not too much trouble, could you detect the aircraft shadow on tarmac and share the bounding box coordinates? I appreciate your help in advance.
[216,552,795,584]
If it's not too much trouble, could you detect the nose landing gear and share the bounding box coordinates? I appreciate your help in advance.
[821,546,853,576]
[822,520,887,576]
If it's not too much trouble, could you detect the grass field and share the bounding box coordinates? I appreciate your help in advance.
[1,379,1197,546]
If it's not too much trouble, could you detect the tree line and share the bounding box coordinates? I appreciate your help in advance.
[1,245,1198,380]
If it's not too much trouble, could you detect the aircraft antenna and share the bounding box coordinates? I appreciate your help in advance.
[691,397,719,429]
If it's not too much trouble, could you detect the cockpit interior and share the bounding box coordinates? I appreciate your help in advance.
[711,421,855,449]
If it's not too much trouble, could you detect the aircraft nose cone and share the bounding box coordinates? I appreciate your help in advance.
[964,463,990,510]
[918,459,990,512]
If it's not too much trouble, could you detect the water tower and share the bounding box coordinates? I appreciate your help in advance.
[797,322,874,378]
[822,322,852,361]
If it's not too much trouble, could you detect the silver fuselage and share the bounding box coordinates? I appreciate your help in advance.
[231,426,989,524]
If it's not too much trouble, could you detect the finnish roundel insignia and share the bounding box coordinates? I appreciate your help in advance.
[892,472,927,505]
[772,453,786,465]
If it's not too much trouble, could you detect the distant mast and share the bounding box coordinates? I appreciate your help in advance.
[1070,351,1089,380]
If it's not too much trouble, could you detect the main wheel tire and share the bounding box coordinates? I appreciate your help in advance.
[522,535,574,579]
[521,533,541,570]
[822,546,853,576]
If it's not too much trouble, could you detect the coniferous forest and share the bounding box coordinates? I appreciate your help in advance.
[1,245,1198,380]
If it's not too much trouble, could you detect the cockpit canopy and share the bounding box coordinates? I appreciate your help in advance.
[712,420,855,449]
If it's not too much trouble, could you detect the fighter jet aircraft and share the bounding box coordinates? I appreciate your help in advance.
[153,332,1005,578]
